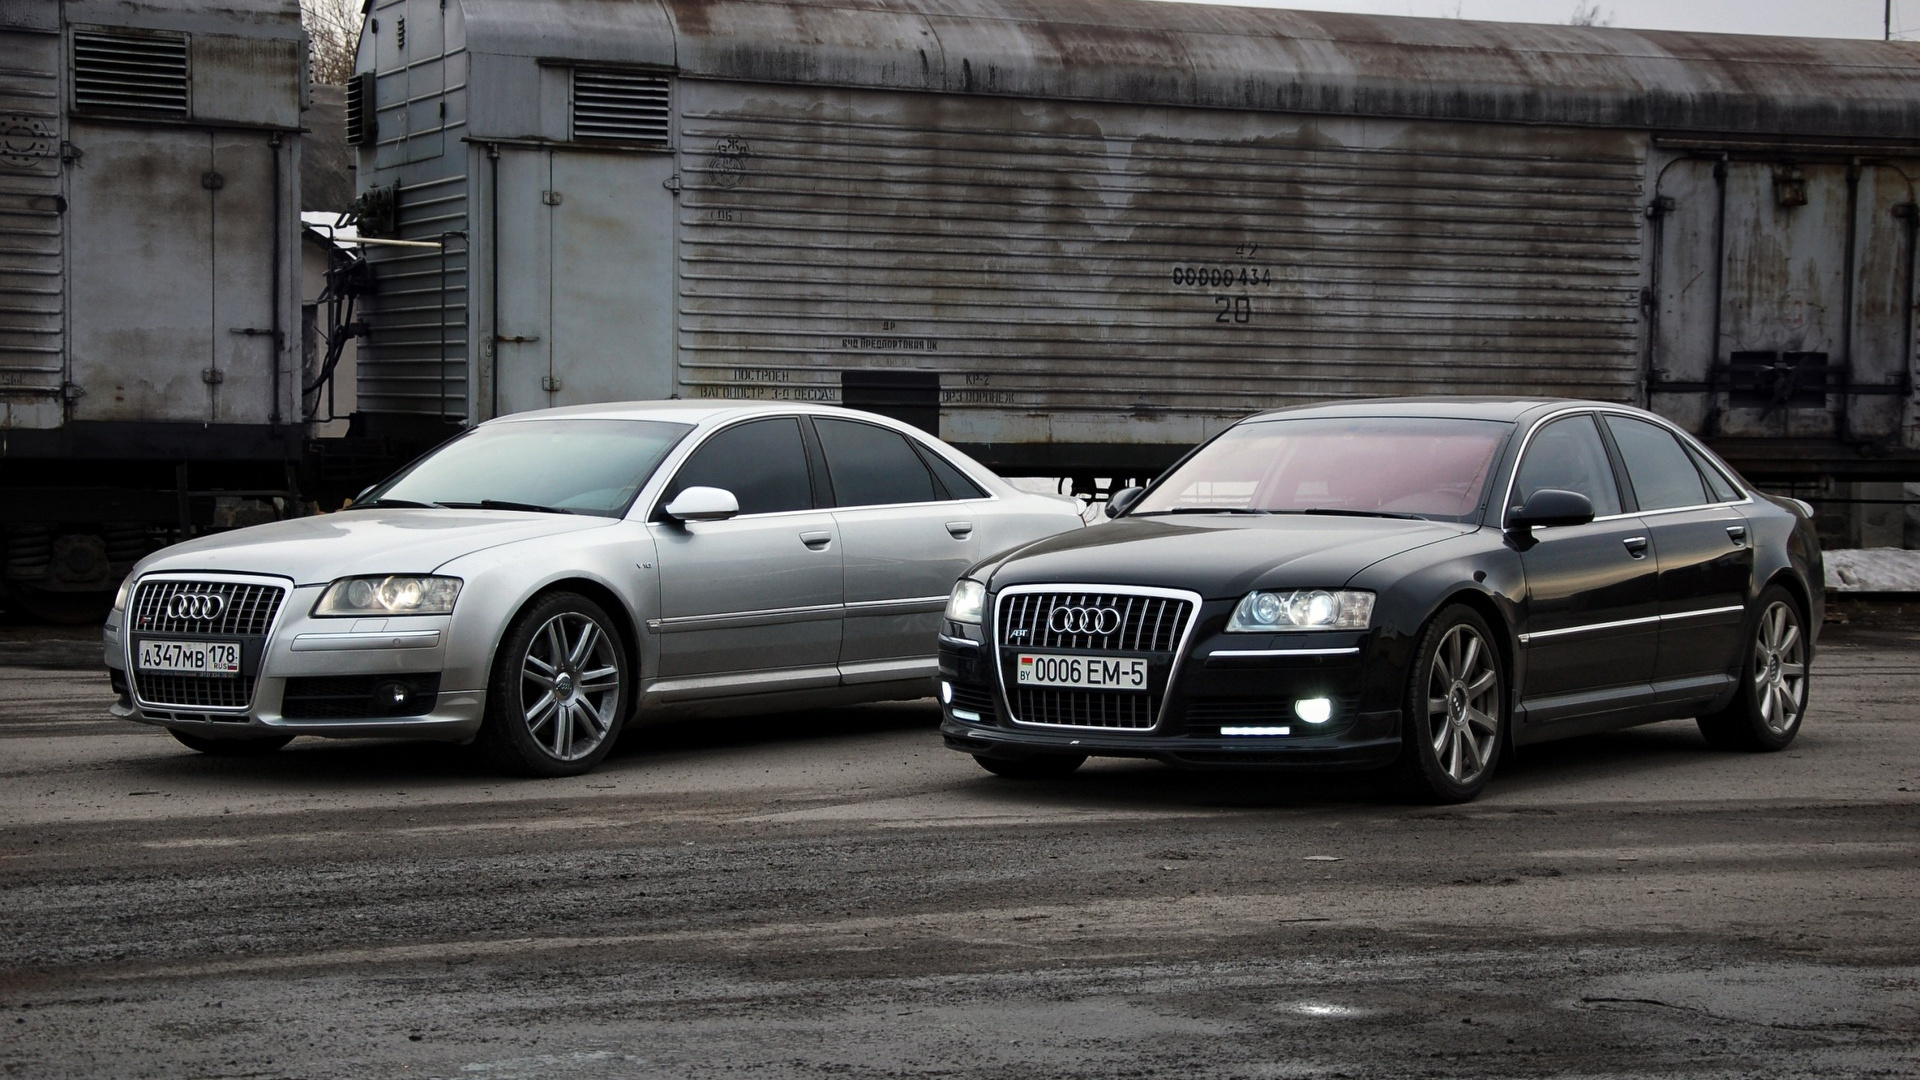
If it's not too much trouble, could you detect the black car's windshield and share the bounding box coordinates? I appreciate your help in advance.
[359,419,694,518]
[1130,416,1511,523]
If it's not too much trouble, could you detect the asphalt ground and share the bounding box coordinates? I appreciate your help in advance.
[0,602,1914,1079]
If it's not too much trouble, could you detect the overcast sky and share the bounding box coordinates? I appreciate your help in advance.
[1147,0,1912,40]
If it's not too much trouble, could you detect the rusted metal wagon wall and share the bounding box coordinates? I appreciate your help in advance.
[0,0,306,618]
[347,0,1920,501]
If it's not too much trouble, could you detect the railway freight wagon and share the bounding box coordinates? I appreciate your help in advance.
[347,0,1920,531]
[0,0,308,620]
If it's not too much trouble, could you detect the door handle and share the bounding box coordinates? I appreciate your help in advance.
[799,530,833,550]
[1622,535,1649,559]
[945,520,974,539]
[1725,524,1748,546]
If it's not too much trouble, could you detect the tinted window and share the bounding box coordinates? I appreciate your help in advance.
[922,447,986,500]
[1129,416,1507,521]
[815,418,939,507]
[1604,415,1708,511]
[366,419,692,517]
[663,418,813,516]
[1515,415,1623,518]
[1685,443,1742,503]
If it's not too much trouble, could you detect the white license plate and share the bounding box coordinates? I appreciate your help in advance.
[1016,653,1147,691]
[138,639,241,677]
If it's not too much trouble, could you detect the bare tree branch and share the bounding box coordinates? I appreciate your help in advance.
[1568,2,1615,27]
[303,0,362,85]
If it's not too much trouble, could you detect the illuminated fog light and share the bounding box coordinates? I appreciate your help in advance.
[1294,697,1333,724]
[940,680,954,704]
[952,708,982,723]
[1222,725,1290,736]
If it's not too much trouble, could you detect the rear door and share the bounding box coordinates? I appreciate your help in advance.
[814,417,984,683]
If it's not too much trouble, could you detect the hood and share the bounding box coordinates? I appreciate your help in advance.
[134,509,617,584]
[982,514,1468,598]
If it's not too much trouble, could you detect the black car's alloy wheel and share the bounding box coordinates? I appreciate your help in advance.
[479,591,628,777]
[1697,585,1807,752]
[1398,604,1504,803]
[170,729,295,756]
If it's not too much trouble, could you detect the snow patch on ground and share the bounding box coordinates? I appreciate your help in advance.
[1824,549,1920,593]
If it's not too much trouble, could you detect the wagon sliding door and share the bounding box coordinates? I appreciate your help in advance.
[1649,156,1916,444]
[490,147,675,417]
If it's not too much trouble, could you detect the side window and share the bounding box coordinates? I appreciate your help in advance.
[1603,415,1708,512]
[1514,415,1623,518]
[1684,443,1742,503]
[662,418,813,516]
[814,418,939,507]
[922,446,987,500]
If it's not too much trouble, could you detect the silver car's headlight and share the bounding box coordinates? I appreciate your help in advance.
[1227,589,1373,632]
[112,575,133,614]
[946,579,986,625]
[314,575,462,617]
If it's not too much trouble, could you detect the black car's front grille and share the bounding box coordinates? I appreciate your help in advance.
[995,588,1194,731]
[1010,687,1157,729]
[281,674,441,720]
[130,579,285,636]
[997,591,1191,653]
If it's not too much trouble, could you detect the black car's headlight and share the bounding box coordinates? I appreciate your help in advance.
[946,579,986,625]
[1227,589,1374,632]
[314,575,463,617]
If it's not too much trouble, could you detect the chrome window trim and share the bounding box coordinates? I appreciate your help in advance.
[1500,406,1754,528]
[992,582,1203,732]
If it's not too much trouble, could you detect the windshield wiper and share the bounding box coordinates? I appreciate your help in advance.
[1294,507,1426,521]
[353,497,444,509]
[1132,507,1269,516]
[438,499,576,515]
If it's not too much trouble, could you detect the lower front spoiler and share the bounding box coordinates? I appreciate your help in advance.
[942,710,1405,771]
[110,693,486,743]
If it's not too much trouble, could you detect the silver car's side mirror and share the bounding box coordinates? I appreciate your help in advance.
[663,486,740,522]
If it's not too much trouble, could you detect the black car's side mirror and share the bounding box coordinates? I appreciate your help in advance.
[1105,486,1146,519]
[1506,488,1595,532]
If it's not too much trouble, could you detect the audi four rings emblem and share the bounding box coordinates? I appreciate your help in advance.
[1049,605,1121,635]
[166,592,226,621]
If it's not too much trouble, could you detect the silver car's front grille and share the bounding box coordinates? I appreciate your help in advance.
[997,590,1190,653]
[996,587,1197,732]
[128,578,287,711]
[130,579,285,637]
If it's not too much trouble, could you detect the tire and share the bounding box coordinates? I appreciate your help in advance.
[169,729,294,756]
[1395,604,1505,804]
[1696,586,1808,752]
[973,753,1086,779]
[477,592,629,778]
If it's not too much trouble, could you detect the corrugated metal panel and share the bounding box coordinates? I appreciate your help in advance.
[572,68,669,144]
[357,173,469,416]
[0,26,65,404]
[454,0,1920,143]
[676,86,1644,441]
[71,27,189,118]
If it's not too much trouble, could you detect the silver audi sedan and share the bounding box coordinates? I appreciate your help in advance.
[103,402,1085,776]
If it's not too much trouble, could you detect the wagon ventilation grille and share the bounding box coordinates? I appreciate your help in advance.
[72,29,189,118]
[345,70,376,147]
[571,69,669,144]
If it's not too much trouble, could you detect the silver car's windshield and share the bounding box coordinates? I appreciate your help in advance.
[360,419,694,518]
[1131,416,1510,523]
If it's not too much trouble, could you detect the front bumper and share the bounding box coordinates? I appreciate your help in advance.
[104,581,487,742]
[937,624,1404,771]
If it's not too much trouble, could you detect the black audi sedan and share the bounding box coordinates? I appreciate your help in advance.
[937,398,1823,802]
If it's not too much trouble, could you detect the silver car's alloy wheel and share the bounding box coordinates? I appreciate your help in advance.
[1751,599,1807,737]
[1425,623,1501,786]
[519,610,622,762]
